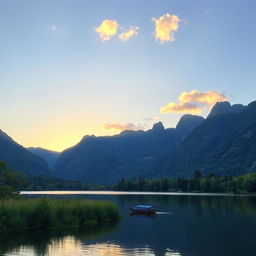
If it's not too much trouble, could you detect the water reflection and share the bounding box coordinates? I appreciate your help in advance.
[130,212,157,219]
[0,222,118,256]
[3,193,256,256]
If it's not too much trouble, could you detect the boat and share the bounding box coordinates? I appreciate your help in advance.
[130,205,157,213]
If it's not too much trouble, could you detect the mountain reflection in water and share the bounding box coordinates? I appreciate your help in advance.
[2,192,256,256]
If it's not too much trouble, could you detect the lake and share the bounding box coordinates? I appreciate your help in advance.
[1,191,256,256]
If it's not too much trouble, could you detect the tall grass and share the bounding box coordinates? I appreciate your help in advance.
[0,198,120,232]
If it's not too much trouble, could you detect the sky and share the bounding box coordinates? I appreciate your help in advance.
[0,0,256,151]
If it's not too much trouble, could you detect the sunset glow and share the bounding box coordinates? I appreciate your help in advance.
[0,0,255,151]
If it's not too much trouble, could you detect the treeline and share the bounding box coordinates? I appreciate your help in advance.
[25,170,256,194]
[112,170,256,194]
[26,175,106,191]
[2,160,256,194]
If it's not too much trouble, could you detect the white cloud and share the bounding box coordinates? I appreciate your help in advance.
[152,13,180,43]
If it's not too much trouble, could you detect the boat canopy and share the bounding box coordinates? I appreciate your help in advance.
[134,205,155,210]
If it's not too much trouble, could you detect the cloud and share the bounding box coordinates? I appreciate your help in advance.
[143,116,161,122]
[161,102,202,114]
[119,26,139,41]
[152,13,180,43]
[160,90,228,114]
[103,122,144,131]
[95,19,119,41]
[49,25,57,31]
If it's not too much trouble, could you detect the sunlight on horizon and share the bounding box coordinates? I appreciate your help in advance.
[1,0,255,151]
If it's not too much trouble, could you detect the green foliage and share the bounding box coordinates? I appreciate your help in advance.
[0,198,120,233]
[0,161,28,199]
[112,171,256,194]
[0,186,19,200]
[25,175,107,191]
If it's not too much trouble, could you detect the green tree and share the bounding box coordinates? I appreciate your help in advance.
[0,161,28,199]
[194,170,202,179]
[242,174,256,192]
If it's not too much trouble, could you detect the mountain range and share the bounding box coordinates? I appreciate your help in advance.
[27,147,60,169]
[0,130,51,176]
[167,101,256,177]
[1,100,256,184]
[53,114,204,183]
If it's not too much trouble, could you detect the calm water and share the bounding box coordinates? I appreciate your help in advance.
[1,191,256,256]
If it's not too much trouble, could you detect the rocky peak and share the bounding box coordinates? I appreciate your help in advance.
[176,114,204,135]
[152,122,165,132]
[207,101,245,118]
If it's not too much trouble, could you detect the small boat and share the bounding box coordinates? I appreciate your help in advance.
[130,205,156,213]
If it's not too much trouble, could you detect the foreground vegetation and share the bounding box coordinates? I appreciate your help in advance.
[113,171,256,194]
[0,198,119,232]
[0,161,119,233]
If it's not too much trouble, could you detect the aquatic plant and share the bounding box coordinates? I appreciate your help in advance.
[0,198,120,232]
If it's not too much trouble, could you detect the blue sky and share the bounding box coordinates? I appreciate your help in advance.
[0,0,255,151]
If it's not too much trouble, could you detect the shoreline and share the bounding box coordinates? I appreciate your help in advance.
[20,190,256,196]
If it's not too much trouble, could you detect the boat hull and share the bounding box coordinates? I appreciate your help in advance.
[130,207,156,214]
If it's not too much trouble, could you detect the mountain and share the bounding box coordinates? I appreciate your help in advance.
[27,147,61,169]
[0,130,51,176]
[175,114,206,140]
[207,101,246,118]
[167,101,256,177]
[53,115,204,184]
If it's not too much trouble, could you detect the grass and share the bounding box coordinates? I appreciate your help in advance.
[0,198,120,233]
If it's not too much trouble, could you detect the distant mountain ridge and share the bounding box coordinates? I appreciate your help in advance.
[167,100,256,177]
[53,115,204,183]
[27,147,61,169]
[2,100,256,184]
[0,130,51,176]
[207,101,246,118]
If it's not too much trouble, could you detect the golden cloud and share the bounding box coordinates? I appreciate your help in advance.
[160,90,228,114]
[119,26,139,41]
[95,19,119,41]
[152,13,180,43]
[103,122,144,131]
[161,102,202,114]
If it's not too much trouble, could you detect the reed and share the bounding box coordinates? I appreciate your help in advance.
[0,198,120,233]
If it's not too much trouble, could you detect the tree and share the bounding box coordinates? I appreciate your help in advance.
[194,170,202,179]
[242,174,256,192]
[0,161,28,199]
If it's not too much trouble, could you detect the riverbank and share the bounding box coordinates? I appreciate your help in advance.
[0,198,120,233]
